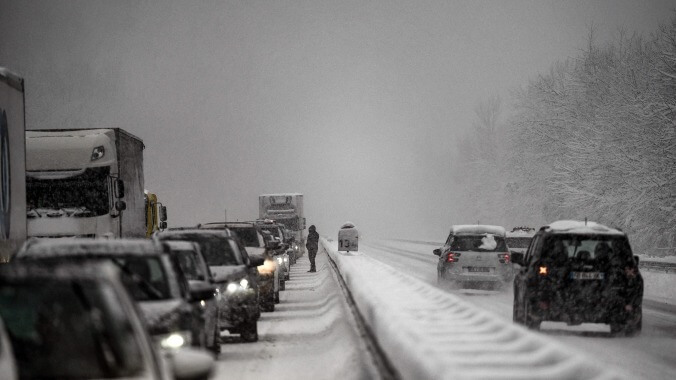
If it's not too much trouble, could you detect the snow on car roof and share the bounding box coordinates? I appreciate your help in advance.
[544,220,625,235]
[18,238,166,258]
[0,260,119,281]
[450,225,506,236]
[164,240,198,251]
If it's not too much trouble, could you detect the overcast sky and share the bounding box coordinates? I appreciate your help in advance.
[1,0,674,240]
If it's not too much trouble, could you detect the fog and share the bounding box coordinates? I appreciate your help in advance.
[1,0,673,240]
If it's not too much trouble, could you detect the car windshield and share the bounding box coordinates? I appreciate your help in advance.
[112,257,171,301]
[0,279,145,379]
[229,227,261,247]
[161,233,242,266]
[506,237,532,249]
[450,235,507,252]
[259,226,283,240]
[175,250,207,281]
[540,235,633,265]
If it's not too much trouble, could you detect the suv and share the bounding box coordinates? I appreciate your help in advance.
[15,239,214,352]
[512,220,643,335]
[434,225,512,289]
[200,222,281,311]
[155,229,263,342]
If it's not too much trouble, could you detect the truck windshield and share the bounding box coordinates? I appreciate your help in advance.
[26,167,110,217]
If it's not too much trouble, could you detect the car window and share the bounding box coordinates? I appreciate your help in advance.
[175,250,207,281]
[160,233,243,266]
[540,235,633,264]
[0,279,145,379]
[229,227,260,247]
[113,257,171,301]
[449,235,507,252]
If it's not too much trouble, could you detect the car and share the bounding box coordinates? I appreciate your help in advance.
[15,239,215,352]
[434,225,512,289]
[155,229,264,342]
[511,220,643,335]
[255,220,291,282]
[165,240,221,354]
[506,227,536,256]
[200,222,282,310]
[0,317,17,380]
[0,261,214,380]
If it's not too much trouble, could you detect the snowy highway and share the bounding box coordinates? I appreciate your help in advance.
[362,239,676,380]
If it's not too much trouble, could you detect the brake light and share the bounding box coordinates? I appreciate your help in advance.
[625,266,637,279]
[446,252,457,263]
[498,253,510,263]
[538,266,548,276]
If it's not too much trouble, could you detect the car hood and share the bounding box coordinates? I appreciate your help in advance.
[138,299,184,333]
[210,265,248,283]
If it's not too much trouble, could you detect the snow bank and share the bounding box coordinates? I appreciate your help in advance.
[322,238,622,380]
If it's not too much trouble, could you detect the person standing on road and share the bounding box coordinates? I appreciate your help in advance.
[306,225,319,272]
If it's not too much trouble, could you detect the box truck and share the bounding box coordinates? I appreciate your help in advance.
[0,68,26,261]
[26,128,145,238]
[259,193,305,255]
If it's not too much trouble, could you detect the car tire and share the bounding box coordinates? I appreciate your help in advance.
[611,307,642,337]
[239,322,258,343]
[280,278,286,291]
[524,301,540,330]
[513,291,524,324]
[275,290,280,304]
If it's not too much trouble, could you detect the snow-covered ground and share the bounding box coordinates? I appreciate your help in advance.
[213,250,379,379]
[324,238,619,380]
[363,239,676,380]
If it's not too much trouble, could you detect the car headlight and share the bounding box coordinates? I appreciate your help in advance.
[258,258,277,274]
[226,278,250,293]
[276,257,283,265]
[283,257,289,262]
[157,331,192,350]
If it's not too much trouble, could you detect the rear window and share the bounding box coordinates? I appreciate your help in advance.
[506,237,532,249]
[229,227,261,247]
[174,250,207,281]
[160,234,242,266]
[450,235,507,252]
[540,235,633,264]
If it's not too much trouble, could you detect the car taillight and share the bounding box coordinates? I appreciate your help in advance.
[446,252,458,263]
[625,266,637,279]
[538,266,548,276]
[498,253,510,263]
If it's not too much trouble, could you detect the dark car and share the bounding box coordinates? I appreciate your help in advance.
[0,317,17,380]
[155,229,263,342]
[512,220,643,335]
[165,240,221,354]
[15,239,215,351]
[0,261,214,380]
[255,220,291,282]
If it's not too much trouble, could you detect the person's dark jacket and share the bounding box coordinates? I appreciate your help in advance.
[306,229,319,251]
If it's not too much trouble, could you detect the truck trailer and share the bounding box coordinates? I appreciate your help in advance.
[0,68,26,261]
[26,128,145,238]
[259,193,305,255]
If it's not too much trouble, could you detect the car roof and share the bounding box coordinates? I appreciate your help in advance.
[0,260,121,282]
[541,220,625,236]
[450,225,506,236]
[156,228,233,238]
[221,221,257,228]
[17,238,167,259]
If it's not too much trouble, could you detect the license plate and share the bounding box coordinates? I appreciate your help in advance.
[570,272,604,280]
[467,267,490,273]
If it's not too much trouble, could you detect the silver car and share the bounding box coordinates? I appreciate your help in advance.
[434,225,513,289]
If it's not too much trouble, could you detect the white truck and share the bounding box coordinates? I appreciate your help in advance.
[0,68,26,261]
[259,193,305,255]
[26,128,145,238]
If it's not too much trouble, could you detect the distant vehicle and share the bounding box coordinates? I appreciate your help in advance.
[26,128,145,239]
[0,261,215,380]
[259,193,305,258]
[155,229,263,342]
[0,317,17,380]
[165,240,220,354]
[512,220,643,335]
[506,227,536,255]
[145,191,168,237]
[0,67,26,262]
[255,219,291,283]
[15,239,214,351]
[434,225,512,289]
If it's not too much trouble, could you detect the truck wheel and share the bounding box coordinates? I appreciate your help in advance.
[239,322,258,343]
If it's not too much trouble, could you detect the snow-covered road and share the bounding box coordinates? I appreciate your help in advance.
[364,239,676,380]
[213,249,380,379]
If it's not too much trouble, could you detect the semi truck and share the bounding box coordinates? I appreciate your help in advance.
[0,68,26,261]
[26,128,145,238]
[259,193,305,255]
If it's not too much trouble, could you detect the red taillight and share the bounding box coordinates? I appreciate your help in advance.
[538,266,548,276]
[446,252,456,263]
[498,253,510,263]
[625,266,637,279]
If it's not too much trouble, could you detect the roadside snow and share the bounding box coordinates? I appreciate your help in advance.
[323,238,622,380]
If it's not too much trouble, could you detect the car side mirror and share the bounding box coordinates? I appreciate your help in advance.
[511,252,525,266]
[160,221,167,230]
[188,281,216,301]
[115,179,125,198]
[160,205,168,222]
[266,240,281,250]
[633,255,639,265]
[168,347,214,380]
[433,249,441,256]
[248,253,265,267]
[115,200,127,211]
